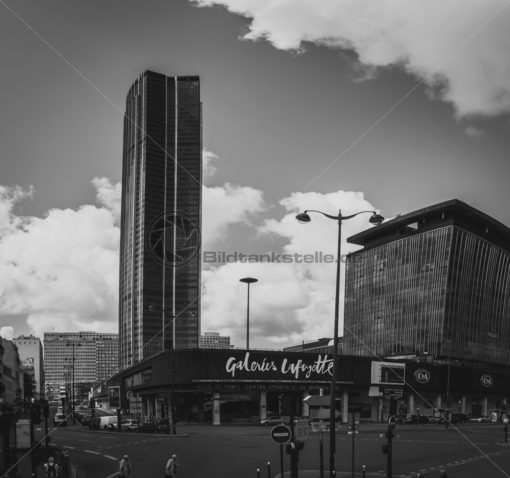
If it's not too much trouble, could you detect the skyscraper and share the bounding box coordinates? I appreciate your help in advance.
[343,199,510,365]
[119,71,202,370]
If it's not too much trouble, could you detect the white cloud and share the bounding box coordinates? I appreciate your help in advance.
[201,190,381,348]
[0,183,119,338]
[92,177,121,224]
[203,149,218,182]
[464,125,486,138]
[0,326,14,341]
[193,0,510,117]
[202,182,265,245]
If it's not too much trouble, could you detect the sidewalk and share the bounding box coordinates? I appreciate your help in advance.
[10,446,78,478]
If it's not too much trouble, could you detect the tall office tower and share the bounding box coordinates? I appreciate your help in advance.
[43,332,118,402]
[13,335,44,398]
[119,71,202,370]
[343,199,510,365]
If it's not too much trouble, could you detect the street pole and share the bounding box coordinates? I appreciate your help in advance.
[295,209,384,478]
[240,277,258,350]
[329,211,342,478]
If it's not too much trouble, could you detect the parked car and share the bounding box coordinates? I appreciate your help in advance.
[404,414,430,424]
[53,413,67,427]
[450,413,470,423]
[259,416,286,426]
[470,415,492,423]
[139,419,169,433]
[108,419,141,432]
[122,419,141,432]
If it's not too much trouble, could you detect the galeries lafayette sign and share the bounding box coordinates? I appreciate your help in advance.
[225,352,334,379]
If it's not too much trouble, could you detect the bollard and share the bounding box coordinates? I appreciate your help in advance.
[267,461,271,478]
[256,468,261,478]
[439,470,448,477]
[362,464,366,478]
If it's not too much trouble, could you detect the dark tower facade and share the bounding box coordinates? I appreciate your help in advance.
[119,71,202,370]
[343,200,510,365]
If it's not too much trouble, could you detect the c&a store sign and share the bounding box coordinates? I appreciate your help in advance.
[225,352,333,380]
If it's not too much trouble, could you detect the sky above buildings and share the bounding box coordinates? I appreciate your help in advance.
[0,0,509,349]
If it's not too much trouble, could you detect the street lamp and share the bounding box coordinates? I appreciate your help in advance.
[296,208,384,477]
[239,277,258,350]
[66,341,82,423]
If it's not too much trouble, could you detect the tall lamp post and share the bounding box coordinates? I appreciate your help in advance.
[66,342,81,423]
[296,209,384,477]
[240,277,258,350]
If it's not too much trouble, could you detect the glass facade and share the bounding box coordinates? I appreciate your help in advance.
[344,200,510,365]
[119,71,202,370]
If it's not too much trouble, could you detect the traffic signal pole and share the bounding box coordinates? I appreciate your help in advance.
[384,415,397,478]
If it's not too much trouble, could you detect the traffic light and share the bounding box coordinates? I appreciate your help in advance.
[382,444,389,454]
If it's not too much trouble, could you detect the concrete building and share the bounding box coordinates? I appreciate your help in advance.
[13,335,44,399]
[44,332,118,403]
[119,71,202,370]
[0,338,22,406]
[344,199,510,365]
[199,332,231,349]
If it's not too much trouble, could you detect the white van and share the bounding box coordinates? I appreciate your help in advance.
[99,416,117,429]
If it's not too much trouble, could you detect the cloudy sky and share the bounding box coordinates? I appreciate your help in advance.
[1,0,509,348]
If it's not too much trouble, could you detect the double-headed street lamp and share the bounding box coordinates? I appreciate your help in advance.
[296,208,384,477]
[240,277,258,350]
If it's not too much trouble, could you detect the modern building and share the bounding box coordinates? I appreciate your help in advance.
[0,338,22,406]
[43,332,118,402]
[13,335,44,399]
[119,70,202,370]
[343,199,510,365]
[284,337,343,354]
[199,332,231,349]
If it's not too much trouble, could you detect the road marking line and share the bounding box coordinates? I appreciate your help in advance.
[63,446,75,449]
[104,455,118,460]
[85,450,100,455]
[105,473,119,478]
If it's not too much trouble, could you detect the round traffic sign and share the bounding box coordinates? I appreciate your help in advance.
[271,424,291,444]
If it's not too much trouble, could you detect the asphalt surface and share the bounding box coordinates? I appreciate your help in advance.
[16,421,510,478]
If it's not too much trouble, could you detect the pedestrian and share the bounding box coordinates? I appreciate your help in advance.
[119,454,131,477]
[165,454,179,478]
[43,456,60,477]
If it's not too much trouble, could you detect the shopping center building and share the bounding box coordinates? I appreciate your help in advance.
[94,348,510,424]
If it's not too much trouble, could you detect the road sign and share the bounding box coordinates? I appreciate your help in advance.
[294,419,310,441]
[271,424,291,444]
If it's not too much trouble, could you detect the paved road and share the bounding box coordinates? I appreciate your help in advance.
[45,422,510,478]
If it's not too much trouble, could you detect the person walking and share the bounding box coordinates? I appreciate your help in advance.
[43,456,60,477]
[165,454,179,478]
[119,454,131,477]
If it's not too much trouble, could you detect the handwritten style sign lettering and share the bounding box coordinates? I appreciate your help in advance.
[225,352,334,379]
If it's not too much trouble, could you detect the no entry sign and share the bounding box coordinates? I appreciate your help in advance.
[271,424,291,444]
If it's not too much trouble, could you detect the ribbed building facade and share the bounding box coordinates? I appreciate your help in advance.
[44,332,118,402]
[344,200,510,365]
[119,71,202,370]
